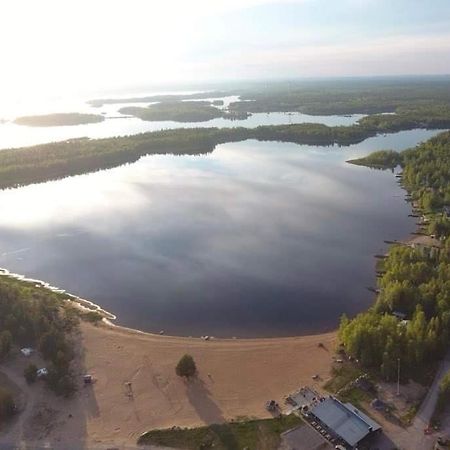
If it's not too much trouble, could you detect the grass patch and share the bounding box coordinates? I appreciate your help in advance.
[339,386,373,408]
[400,403,420,426]
[138,414,303,450]
[323,362,364,394]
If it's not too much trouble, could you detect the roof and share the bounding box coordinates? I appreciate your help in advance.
[289,386,321,407]
[310,397,381,447]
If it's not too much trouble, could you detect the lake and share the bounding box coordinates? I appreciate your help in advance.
[0,94,364,149]
[0,128,444,337]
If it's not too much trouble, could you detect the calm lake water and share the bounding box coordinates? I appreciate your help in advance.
[0,94,364,149]
[0,128,444,337]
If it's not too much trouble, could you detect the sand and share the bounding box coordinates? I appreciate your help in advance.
[0,321,336,448]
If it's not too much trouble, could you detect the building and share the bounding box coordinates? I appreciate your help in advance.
[309,396,381,449]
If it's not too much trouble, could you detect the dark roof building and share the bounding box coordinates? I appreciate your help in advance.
[310,396,381,448]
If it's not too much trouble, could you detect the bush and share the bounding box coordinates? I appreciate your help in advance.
[0,387,15,420]
[0,331,12,359]
[175,354,197,378]
[46,365,76,397]
[24,363,38,383]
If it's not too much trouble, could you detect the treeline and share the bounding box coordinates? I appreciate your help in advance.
[1,107,450,190]
[435,371,450,421]
[339,131,450,381]
[229,78,450,115]
[348,150,402,169]
[14,113,104,127]
[0,276,78,396]
[88,91,232,107]
[119,101,225,123]
[349,131,450,217]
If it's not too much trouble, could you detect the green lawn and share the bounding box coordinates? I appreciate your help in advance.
[323,362,364,394]
[138,414,303,449]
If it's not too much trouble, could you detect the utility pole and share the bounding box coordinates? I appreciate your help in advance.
[397,358,400,396]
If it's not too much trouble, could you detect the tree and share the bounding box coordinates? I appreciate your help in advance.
[0,387,15,421]
[0,331,12,359]
[435,371,450,418]
[24,363,38,383]
[175,354,196,378]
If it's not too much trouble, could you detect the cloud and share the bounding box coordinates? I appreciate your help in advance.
[186,32,450,78]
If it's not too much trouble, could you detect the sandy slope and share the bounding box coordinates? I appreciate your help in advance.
[0,322,336,448]
[81,322,335,446]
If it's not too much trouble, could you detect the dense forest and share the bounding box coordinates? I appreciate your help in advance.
[88,91,232,108]
[0,276,79,397]
[120,101,250,122]
[339,131,450,381]
[88,77,450,115]
[228,77,450,115]
[14,113,104,127]
[120,101,225,122]
[1,104,450,189]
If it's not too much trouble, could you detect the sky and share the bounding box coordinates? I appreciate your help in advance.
[1,0,450,98]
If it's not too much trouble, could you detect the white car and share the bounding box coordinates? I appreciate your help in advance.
[37,368,48,378]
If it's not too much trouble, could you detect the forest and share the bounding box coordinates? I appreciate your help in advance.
[88,77,450,115]
[14,113,104,127]
[0,276,79,398]
[339,131,450,381]
[119,101,225,122]
[88,91,232,107]
[228,77,450,115]
[1,104,450,189]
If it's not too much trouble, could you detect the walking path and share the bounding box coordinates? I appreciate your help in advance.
[380,351,450,450]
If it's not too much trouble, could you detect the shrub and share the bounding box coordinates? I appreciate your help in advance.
[0,387,15,420]
[24,363,38,383]
[175,354,197,378]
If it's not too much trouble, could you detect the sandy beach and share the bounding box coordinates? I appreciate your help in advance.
[0,321,336,448]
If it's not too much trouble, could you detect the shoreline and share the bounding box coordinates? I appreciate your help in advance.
[0,266,116,321]
[0,264,337,340]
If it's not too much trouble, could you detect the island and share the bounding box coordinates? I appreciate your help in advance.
[1,104,450,190]
[88,91,232,107]
[14,113,105,127]
[119,101,225,122]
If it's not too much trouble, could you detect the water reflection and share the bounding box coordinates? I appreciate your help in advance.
[0,129,444,336]
[0,97,364,149]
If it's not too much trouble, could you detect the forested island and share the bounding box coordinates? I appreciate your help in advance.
[119,100,250,122]
[14,113,104,127]
[119,101,224,122]
[88,91,231,108]
[340,131,450,382]
[1,105,450,189]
